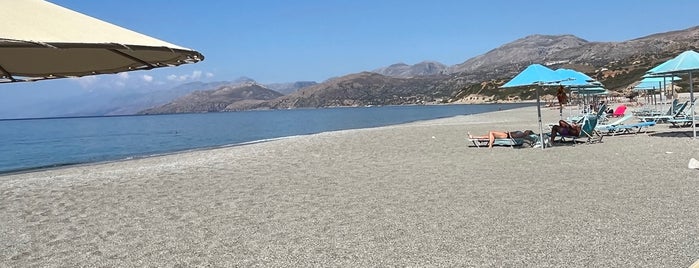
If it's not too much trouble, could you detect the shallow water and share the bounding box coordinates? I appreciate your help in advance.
[0,103,532,173]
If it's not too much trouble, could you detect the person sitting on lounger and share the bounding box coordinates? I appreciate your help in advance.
[550,120,581,144]
[468,130,534,148]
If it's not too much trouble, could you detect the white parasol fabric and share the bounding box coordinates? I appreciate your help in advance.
[0,0,204,83]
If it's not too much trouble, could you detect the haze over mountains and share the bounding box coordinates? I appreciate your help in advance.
[5,25,699,118]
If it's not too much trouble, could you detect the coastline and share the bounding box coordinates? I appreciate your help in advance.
[0,103,533,174]
[1,105,698,267]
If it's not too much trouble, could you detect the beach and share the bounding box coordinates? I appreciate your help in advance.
[1,105,698,267]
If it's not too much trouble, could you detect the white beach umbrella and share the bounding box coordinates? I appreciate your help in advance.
[0,0,203,83]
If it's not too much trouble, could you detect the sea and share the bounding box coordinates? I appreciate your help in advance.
[0,103,532,174]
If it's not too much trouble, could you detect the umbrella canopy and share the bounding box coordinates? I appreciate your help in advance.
[649,50,699,75]
[502,64,560,88]
[648,50,699,139]
[633,81,663,91]
[642,73,682,80]
[555,68,601,87]
[571,86,606,94]
[556,69,605,102]
[0,0,204,83]
[640,76,682,82]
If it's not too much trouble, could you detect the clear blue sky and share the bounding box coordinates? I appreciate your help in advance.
[2,0,699,109]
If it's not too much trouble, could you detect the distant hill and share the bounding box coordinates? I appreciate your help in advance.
[138,25,699,113]
[449,34,590,75]
[372,61,448,78]
[453,26,699,79]
[244,72,453,109]
[139,83,283,114]
[264,81,318,95]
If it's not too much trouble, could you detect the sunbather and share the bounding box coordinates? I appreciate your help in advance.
[468,130,534,148]
[550,120,581,144]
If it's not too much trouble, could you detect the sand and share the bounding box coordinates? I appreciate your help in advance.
[1,105,698,267]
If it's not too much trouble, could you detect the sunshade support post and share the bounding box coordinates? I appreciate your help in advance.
[691,72,696,139]
[536,85,545,149]
[0,64,17,82]
[109,49,157,70]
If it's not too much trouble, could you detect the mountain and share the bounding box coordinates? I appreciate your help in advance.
[451,26,699,79]
[264,81,318,95]
[239,72,454,110]
[449,34,589,74]
[100,81,233,115]
[372,61,448,78]
[139,82,283,114]
[140,25,699,113]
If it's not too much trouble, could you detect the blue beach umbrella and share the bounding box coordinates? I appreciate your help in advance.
[638,76,681,90]
[634,75,678,91]
[555,69,599,86]
[502,64,562,149]
[571,86,606,95]
[634,81,661,107]
[637,76,680,107]
[570,86,606,115]
[554,68,605,117]
[502,64,561,87]
[641,74,682,81]
[648,50,699,139]
[633,82,660,91]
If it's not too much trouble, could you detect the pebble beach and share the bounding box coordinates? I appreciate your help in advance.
[1,105,698,267]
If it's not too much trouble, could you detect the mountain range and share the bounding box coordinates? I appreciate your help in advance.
[139,25,699,114]
[15,25,697,117]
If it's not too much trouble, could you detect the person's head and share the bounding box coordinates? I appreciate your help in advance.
[524,130,534,135]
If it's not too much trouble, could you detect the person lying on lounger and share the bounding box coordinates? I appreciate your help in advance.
[550,120,581,144]
[468,130,534,148]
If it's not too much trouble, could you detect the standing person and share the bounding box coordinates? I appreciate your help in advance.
[556,85,568,118]
[556,85,568,107]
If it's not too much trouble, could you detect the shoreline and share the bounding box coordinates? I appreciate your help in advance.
[0,134,303,177]
[0,102,535,175]
[2,105,698,267]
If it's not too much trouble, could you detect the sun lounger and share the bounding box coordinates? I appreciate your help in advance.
[555,114,603,145]
[667,117,695,127]
[596,114,634,134]
[468,136,524,148]
[565,103,607,125]
[467,133,542,148]
[633,99,679,116]
[602,121,656,135]
[609,105,627,117]
[638,100,689,123]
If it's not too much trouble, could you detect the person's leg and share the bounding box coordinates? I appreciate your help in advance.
[550,126,559,144]
[488,131,508,148]
[559,120,572,128]
[467,132,488,139]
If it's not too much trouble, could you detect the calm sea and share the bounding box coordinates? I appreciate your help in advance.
[0,103,531,174]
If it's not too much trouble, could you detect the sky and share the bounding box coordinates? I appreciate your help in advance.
[1,0,699,116]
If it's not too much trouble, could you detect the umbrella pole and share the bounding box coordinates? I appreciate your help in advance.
[660,80,665,114]
[691,72,695,139]
[559,105,563,120]
[537,87,545,149]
